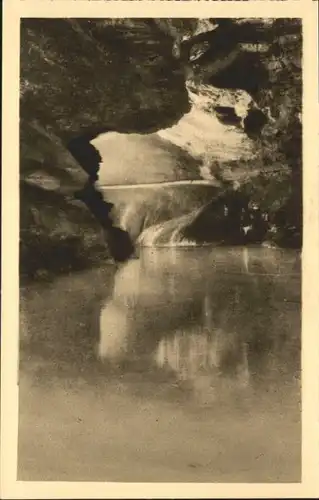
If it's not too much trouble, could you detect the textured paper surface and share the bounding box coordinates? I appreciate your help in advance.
[1,0,318,498]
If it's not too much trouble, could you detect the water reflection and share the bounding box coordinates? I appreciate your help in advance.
[99,247,301,397]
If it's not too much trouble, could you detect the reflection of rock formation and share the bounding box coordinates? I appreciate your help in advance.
[99,302,131,360]
[98,247,300,392]
[155,326,250,391]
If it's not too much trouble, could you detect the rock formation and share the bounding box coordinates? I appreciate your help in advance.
[20,18,302,280]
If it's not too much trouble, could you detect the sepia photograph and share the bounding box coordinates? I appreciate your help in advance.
[16,16,305,484]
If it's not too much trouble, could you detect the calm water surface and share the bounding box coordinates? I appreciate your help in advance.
[19,246,301,482]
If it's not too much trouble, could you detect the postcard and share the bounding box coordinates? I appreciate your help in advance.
[1,0,318,498]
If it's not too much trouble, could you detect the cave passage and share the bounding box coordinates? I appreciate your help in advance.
[69,135,136,263]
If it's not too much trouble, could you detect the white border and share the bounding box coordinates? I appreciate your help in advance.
[2,1,319,498]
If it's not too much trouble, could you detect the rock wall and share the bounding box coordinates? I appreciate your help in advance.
[20,18,302,280]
